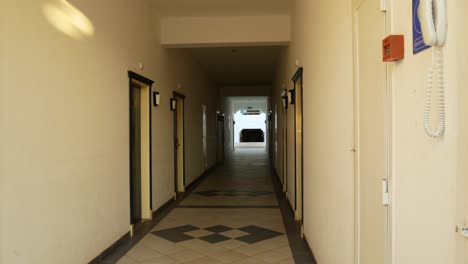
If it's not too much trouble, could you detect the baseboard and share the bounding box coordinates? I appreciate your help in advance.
[272,170,295,216]
[185,162,221,192]
[152,197,176,219]
[302,232,315,261]
[286,196,295,215]
[88,232,131,264]
[270,165,316,263]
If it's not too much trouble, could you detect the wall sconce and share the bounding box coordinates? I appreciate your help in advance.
[170,98,176,111]
[289,89,295,105]
[153,91,160,106]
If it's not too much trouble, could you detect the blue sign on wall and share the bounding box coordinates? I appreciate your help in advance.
[413,0,430,54]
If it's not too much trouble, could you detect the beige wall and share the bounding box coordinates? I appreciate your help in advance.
[273,1,355,263]
[389,0,459,263]
[161,16,290,48]
[155,48,219,188]
[2,0,467,263]
[0,0,218,263]
[0,2,5,253]
[273,48,289,191]
[456,0,468,262]
[272,0,466,263]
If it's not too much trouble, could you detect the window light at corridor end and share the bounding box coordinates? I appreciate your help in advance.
[240,109,261,116]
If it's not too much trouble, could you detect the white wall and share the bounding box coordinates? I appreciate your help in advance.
[0,0,218,263]
[161,16,290,47]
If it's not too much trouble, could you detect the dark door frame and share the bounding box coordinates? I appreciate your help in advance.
[232,119,235,150]
[268,112,273,160]
[128,71,154,225]
[221,117,225,160]
[216,113,225,163]
[281,89,288,193]
[173,91,186,193]
[292,67,304,223]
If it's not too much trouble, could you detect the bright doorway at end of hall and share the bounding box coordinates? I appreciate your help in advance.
[234,108,267,149]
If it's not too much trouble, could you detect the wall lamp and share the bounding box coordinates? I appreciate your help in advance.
[289,89,295,105]
[217,112,225,121]
[153,91,160,106]
[170,98,177,111]
[218,112,227,122]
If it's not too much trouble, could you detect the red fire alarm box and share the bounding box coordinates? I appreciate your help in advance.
[383,35,404,62]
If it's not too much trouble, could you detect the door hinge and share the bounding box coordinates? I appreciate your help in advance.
[380,0,387,12]
[382,179,390,206]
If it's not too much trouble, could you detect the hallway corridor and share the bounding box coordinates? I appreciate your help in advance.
[3,1,467,263]
[116,149,314,264]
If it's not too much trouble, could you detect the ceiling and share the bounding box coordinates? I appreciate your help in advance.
[230,96,268,104]
[153,0,291,17]
[189,46,283,86]
[152,1,290,86]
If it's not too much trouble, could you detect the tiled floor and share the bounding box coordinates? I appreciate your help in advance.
[180,150,277,207]
[114,149,313,264]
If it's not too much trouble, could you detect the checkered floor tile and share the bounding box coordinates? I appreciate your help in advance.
[152,224,283,244]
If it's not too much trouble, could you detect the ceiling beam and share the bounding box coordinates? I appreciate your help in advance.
[161,16,291,48]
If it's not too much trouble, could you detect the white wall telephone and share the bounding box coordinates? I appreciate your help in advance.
[418,0,448,138]
[419,0,447,47]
